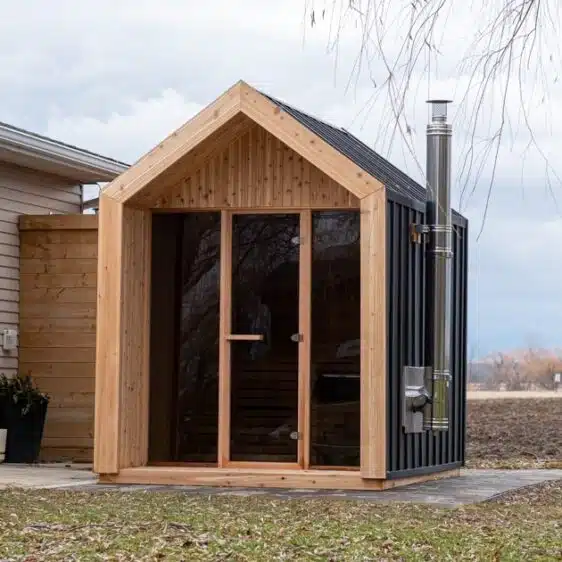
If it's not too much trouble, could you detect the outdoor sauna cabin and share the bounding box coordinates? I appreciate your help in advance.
[94,81,468,490]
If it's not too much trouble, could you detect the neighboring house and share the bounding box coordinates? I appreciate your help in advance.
[0,121,128,378]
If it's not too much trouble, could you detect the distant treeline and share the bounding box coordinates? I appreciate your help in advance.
[469,349,562,390]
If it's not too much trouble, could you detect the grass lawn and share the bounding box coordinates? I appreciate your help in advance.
[466,397,562,468]
[1,480,561,561]
[1,397,560,560]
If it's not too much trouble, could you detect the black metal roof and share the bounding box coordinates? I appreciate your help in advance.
[261,91,464,221]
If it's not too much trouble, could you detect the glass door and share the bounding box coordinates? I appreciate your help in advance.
[227,213,302,465]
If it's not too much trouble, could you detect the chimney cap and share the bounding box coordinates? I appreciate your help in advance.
[426,100,452,122]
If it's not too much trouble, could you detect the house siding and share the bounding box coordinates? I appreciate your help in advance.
[0,161,81,378]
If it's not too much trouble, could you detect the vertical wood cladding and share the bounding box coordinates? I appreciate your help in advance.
[151,123,360,210]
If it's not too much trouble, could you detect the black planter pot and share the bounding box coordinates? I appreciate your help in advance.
[4,399,48,463]
[0,393,7,429]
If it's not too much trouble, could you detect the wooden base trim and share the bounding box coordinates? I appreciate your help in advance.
[98,467,460,491]
[379,468,460,490]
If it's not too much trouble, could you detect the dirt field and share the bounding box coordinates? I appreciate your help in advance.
[466,396,562,468]
[468,390,561,400]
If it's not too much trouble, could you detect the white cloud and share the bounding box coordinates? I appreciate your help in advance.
[45,89,202,164]
[1,0,562,357]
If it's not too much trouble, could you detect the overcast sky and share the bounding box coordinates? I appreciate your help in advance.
[2,0,561,359]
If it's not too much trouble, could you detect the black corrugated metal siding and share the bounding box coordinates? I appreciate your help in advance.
[386,198,468,477]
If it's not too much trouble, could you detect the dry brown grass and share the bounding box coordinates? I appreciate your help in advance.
[466,397,562,468]
[1,483,561,561]
[0,398,560,560]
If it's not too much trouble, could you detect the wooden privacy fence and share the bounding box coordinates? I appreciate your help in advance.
[19,214,98,462]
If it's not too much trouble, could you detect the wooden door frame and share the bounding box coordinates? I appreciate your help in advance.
[217,209,312,469]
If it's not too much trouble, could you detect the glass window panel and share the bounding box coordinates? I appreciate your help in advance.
[175,212,221,462]
[310,211,361,467]
[230,214,300,462]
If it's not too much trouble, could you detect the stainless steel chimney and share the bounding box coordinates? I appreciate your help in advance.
[423,100,453,431]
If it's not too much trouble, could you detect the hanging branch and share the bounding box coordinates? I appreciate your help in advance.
[305,0,559,236]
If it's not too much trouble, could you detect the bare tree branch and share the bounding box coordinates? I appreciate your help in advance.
[305,0,560,236]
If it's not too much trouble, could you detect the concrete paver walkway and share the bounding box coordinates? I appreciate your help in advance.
[1,464,561,508]
[0,464,96,490]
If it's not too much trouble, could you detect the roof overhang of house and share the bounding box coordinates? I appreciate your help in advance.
[102,81,385,205]
[0,122,129,183]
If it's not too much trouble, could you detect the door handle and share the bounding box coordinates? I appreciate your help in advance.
[290,333,303,343]
[226,334,264,342]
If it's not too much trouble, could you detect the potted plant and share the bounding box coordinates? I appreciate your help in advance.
[0,374,49,463]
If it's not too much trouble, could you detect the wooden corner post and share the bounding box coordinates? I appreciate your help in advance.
[360,187,387,479]
[94,194,122,473]
[94,194,152,474]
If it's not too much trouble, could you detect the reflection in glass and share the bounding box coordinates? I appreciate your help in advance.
[310,211,361,467]
[230,214,300,462]
[176,213,221,462]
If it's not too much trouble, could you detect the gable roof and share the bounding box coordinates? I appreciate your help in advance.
[0,121,129,183]
[101,81,466,224]
[261,93,427,203]
[261,92,466,223]
[103,81,383,203]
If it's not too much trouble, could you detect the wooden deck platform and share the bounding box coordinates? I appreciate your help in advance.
[99,466,460,491]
